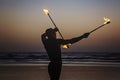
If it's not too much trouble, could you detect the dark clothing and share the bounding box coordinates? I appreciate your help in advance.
[41,34,87,80]
[41,35,85,61]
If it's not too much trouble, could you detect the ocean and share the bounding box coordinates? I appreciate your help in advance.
[0,52,120,64]
[0,52,120,80]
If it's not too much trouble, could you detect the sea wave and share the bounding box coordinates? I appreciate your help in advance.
[0,52,120,64]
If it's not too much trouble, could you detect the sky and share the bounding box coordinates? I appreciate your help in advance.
[0,0,120,52]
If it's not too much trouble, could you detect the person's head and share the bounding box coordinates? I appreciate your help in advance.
[45,28,57,39]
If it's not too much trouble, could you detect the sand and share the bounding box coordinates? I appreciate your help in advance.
[0,63,120,80]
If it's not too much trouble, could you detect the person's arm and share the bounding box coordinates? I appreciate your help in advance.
[61,33,90,45]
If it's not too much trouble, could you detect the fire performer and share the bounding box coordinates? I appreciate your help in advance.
[42,9,110,80]
[41,28,90,80]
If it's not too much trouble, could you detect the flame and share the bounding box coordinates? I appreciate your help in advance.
[62,43,71,49]
[43,9,49,15]
[62,45,68,49]
[104,17,111,24]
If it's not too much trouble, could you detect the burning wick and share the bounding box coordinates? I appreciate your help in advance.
[62,43,72,49]
[104,17,111,24]
[43,9,49,15]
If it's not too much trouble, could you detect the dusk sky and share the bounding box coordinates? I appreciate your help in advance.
[0,0,120,52]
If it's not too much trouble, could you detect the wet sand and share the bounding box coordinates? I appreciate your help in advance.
[0,63,120,80]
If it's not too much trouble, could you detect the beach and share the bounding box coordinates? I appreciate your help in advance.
[0,63,120,80]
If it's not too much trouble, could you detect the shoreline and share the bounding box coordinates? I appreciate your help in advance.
[0,62,120,67]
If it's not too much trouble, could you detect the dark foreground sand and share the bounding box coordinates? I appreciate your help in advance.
[0,63,120,80]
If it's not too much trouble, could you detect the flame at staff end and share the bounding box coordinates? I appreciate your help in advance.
[43,9,49,15]
[104,17,111,24]
[62,43,72,49]
[62,45,68,49]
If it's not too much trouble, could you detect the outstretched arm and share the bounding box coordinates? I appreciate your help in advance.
[61,33,90,45]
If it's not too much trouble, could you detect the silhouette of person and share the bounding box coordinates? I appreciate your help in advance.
[41,28,90,80]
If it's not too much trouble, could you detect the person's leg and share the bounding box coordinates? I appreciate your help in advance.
[55,62,62,80]
[48,62,54,80]
[48,62,62,80]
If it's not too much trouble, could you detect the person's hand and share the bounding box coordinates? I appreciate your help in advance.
[82,33,90,38]
[54,27,59,32]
